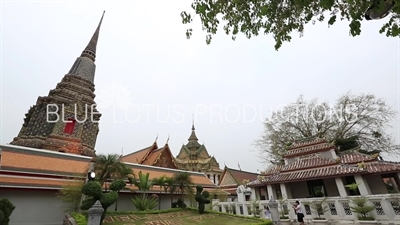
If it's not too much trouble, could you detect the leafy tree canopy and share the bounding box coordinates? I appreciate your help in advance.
[254,92,399,164]
[181,0,400,50]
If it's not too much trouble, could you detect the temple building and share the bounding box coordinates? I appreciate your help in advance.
[210,137,400,224]
[9,12,105,157]
[218,166,259,201]
[175,123,223,185]
[121,123,224,185]
[120,138,178,169]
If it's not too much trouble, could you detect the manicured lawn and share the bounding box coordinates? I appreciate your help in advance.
[103,210,266,225]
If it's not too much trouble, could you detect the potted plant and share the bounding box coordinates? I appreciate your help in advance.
[249,199,263,218]
[309,197,329,224]
[278,196,291,225]
[350,196,377,225]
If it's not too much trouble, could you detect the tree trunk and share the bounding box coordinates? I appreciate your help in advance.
[158,193,161,210]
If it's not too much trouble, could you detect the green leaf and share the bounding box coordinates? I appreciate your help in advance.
[328,15,337,25]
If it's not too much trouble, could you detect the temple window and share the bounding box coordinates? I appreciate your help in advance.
[307,179,327,197]
[63,118,76,134]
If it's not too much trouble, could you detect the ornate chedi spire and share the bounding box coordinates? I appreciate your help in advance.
[68,11,105,83]
[188,119,198,142]
[10,12,105,156]
[80,11,105,62]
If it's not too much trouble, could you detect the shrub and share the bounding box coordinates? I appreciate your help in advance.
[132,195,158,211]
[278,196,289,219]
[350,196,376,221]
[80,179,126,225]
[0,198,16,225]
[309,197,329,220]
[71,213,87,225]
[176,198,186,208]
[194,185,210,214]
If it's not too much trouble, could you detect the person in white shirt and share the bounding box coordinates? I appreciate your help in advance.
[264,206,271,219]
[293,200,304,225]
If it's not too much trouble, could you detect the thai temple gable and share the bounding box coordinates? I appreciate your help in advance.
[120,141,159,164]
[142,143,178,169]
[10,12,106,157]
[175,145,189,159]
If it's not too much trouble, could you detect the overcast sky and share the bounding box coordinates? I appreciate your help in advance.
[1,1,399,173]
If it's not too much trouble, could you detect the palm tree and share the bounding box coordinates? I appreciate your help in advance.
[94,153,132,188]
[93,153,133,211]
[173,172,194,202]
[152,175,167,210]
[165,176,178,206]
[131,171,158,211]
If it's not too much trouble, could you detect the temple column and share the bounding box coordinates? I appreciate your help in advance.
[251,188,257,200]
[335,177,348,197]
[267,184,276,200]
[280,183,291,199]
[354,175,371,195]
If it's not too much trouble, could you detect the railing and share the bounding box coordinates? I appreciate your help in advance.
[211,194,400,224]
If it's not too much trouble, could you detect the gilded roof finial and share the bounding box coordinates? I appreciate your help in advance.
[81,11,105,62]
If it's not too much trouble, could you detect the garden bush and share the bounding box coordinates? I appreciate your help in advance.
[0,198,15,225]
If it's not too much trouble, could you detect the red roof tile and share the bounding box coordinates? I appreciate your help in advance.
[281,155,337,172]
[283,142,335,158]
[287,138,327,150]
[366,161,400,173]
[340,152,376,164]
[249,165,364,186]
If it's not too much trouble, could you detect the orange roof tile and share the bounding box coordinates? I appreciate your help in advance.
[121,143,158,164]
[142,148,163,165]
[0,174,83,189]
[0,145,91,176]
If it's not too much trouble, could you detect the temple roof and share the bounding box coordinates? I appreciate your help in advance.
[283,140,335,158]
[0,144,92,177]
[120,142,158,164]
[280,155,337,172]
[219,166,259,186]
[249,137,400,187]
[0,144,215,189]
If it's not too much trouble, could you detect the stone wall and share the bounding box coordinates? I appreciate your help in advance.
[63,214,77,225]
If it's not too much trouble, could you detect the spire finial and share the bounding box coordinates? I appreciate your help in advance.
[192,114,195,131]
[81,11,105,62]
[166,134,170,144]
[155,133,158,143]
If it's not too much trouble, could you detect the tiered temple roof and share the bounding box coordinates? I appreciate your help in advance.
[175,123,222,173]
[248,138,400,187]
[121,139,178,169]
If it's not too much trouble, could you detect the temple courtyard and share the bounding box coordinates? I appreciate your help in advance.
[101,210,266,225]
